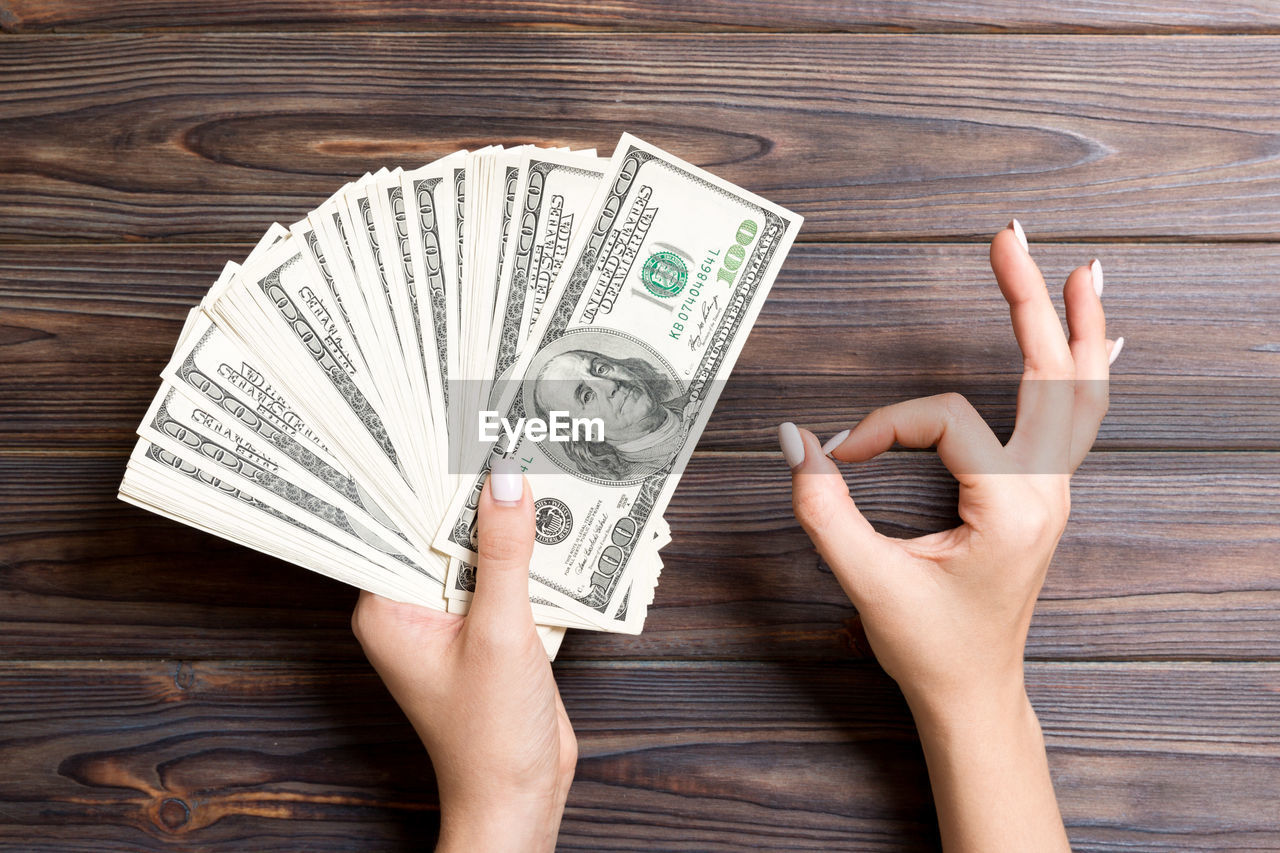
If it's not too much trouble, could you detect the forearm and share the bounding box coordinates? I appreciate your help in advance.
[908,682,1070,853]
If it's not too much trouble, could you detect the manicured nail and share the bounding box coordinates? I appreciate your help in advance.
[1091,258,1104,298]
[778,422,805,468]
[1010,218,1029,253]
[1108,336,1125,366]
[490,456,523,505]
[821,429,850,457]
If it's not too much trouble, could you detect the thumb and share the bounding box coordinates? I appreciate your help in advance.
[467,456,537,634]
[779,423,898,607]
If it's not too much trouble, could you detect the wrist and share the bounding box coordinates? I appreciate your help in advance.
[904,674,1068,852]
[435,779,571,853]
[903,670,1031,737]
[436,801,562,853]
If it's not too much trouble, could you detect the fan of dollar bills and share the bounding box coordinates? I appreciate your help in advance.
[119,134,802,658]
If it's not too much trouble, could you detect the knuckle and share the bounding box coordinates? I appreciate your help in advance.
[1049,353,1077,378]
[560,737,579,777]
[1021,491,1070,540]
[792,483,836,533]
[1027,353,1076,380]
[1081,383,1109,420]
[937,392,974,423]
[477,529,533,568]
[350,593,398,646]
[466,615,520,653]
[1055,479,1072,522]
[350,596,376,643]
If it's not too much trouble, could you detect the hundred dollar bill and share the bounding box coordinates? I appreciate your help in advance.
[159,309,444,580]
[446,556,645,631]
[488,148,609,391]
[400,153,464,422]
[349,170,447,502]
[457,146,518,477]
[139,385,436,586]
[204,238,442,556]
[467,149,610,477]
[119,438,431,605]
[337,173,439,499]
[434,134,801,630]
[302,179,427,485]
[479,147,532,333]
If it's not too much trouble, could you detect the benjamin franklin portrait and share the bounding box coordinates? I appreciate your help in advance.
[526,331,689,482]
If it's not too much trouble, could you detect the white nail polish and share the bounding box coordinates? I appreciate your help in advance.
[778,422,805,468]
[490,456,523,504]
[821,429,850,457]
[1010,218,1029,253]
[1108,336,1125,366]
[1091,258,1104,298]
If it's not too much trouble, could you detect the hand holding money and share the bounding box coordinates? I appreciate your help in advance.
[353,462,575,853]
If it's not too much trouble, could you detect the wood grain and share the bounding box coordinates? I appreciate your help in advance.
[4,242,1277,454]
[0,659,1274,851]
[4,0,1280,34]
[3,13,1278,848]
[2,35,1280,242]
[3,451,1276,662]
[2,14,1269,845]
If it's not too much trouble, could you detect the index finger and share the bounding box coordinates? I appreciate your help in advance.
[826,393,1012,485]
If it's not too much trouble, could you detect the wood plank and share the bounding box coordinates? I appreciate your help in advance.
[3,242,1276,453]
[2,35,1279,242]
[4,0,1280,34]
[2,452,1276,662]
[0,659,1274,850]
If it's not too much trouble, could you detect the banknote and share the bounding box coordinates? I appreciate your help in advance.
[434,134,802,629]
[204,240,441,552]
[489,148,609,390]
[159,310,444,580]
[400,153,465,423]
[140,385,434,582]
[119,437,434,606]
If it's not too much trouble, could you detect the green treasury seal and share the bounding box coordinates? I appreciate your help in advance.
[640,250,688,298]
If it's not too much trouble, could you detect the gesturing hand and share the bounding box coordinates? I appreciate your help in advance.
[781,221,1118,851]
[352,458,576,853]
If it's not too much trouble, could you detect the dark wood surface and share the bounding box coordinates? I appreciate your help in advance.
[3,35,1280,243]
[2,5,1278,850]
[2,660,1278,852]
[5,0,1280,33]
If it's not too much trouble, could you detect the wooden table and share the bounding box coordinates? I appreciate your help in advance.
[2,3,1279,850]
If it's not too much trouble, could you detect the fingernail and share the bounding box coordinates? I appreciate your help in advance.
[1010,218,1029,253]
[1091,258,1104,298]
[490,456,523,505]
[820,429,850,457]
[1108,336,1125,366]
[778,422,805,468]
